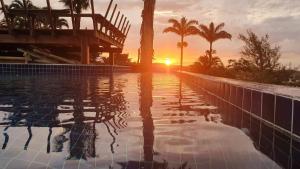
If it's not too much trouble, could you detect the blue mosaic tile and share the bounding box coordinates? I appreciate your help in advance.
[0,64,130,75]
[275,96,293,131]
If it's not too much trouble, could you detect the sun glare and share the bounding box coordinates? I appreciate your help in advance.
[165,58,172,66]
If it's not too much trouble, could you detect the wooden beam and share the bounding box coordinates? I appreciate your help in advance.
[81,38,90,64]
[0,56,27,61]
[69,0,76,34]
[123,21,129,33]
[0,34,79,45]
[109,4,117,22]
[125,24,131,39]
[120,17,127,33]
[117,14,124,30]
[114,11,120,26]
[101,0,113,32]
[18,48,57,64]
[104,0,113,19]
[32,49,80,64]
[90,0,97,32]
[121,24,131,44]
[107,4,117,35]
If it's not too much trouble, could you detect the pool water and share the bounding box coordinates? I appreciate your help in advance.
[0,73,292,169]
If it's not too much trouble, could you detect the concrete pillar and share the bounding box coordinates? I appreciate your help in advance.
[81,38,90,64]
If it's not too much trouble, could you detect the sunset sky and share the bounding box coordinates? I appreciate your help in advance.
[3,0,300,66]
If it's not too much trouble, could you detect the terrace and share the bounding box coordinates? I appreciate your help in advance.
[0,0,130,64]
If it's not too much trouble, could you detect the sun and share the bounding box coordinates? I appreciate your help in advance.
[165,58,172,66]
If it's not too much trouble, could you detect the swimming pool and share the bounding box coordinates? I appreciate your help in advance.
[0,73,296,169]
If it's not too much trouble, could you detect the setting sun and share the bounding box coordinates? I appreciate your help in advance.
[165,58,172,66]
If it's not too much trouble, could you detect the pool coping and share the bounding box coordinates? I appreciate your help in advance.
[179,71,300,100]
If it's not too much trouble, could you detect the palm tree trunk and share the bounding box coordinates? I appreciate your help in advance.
[180,35,184,71]
[209,41,213,68]
[140,0,155,72]
[75,16,81,30]
[140,73,154,162]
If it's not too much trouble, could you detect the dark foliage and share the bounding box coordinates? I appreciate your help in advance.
[227,30,295,84]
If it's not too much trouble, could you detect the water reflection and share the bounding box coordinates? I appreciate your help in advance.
[0,73,296,169]
[165,78,218,124]
[0,75,128,161]
[119,73,190,169]
[183,77,300,169]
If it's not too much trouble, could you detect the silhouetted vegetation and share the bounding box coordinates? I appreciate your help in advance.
[190,30,296,86]
[163,17,198,70]
[60,0,89,29]
[227,30,295,84]
[197,22,232,69]
[191,50,227,77]
[0,0,69,29]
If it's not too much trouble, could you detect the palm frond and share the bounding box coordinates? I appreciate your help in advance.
[198,31,210,42]
[186,20,198,27]
[168,18,181,30]
[163,27,180,35]
[56,18,69,29]
[184,26,199,36]
[198,24,210,34]
[209,22,215,32]
[215,31,232,40]
[215,23,225,33]
[60,0,90,14]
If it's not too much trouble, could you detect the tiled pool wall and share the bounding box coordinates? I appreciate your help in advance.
[0,64,131,75]
[180,71,300,168]
[179,71,300,140]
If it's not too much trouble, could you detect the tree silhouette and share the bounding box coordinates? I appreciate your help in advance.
[140,0,156,71]
[1,0,69,29]
[60,0,89,30]
[163,17,198,71]
[194,50,223,72]
[6,0,38,29]
[227,30,294,83]
[198,22,231,68]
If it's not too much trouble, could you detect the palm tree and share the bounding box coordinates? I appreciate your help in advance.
[198,22,232,67]
[36,9,69,30]
[8,0,35,9]
[163,17,198,71]
[60,0,89,30]
[55,18,69,29]
[140,0,156,72]
[7,0,38,29]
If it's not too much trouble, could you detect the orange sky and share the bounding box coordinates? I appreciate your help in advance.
[121,0,300,67]
[2,0,300,67]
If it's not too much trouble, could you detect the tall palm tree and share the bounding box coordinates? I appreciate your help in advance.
[163,17,198,71]
[140,0,156,72]
[60,0,89,30]
[198,22,232,67]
